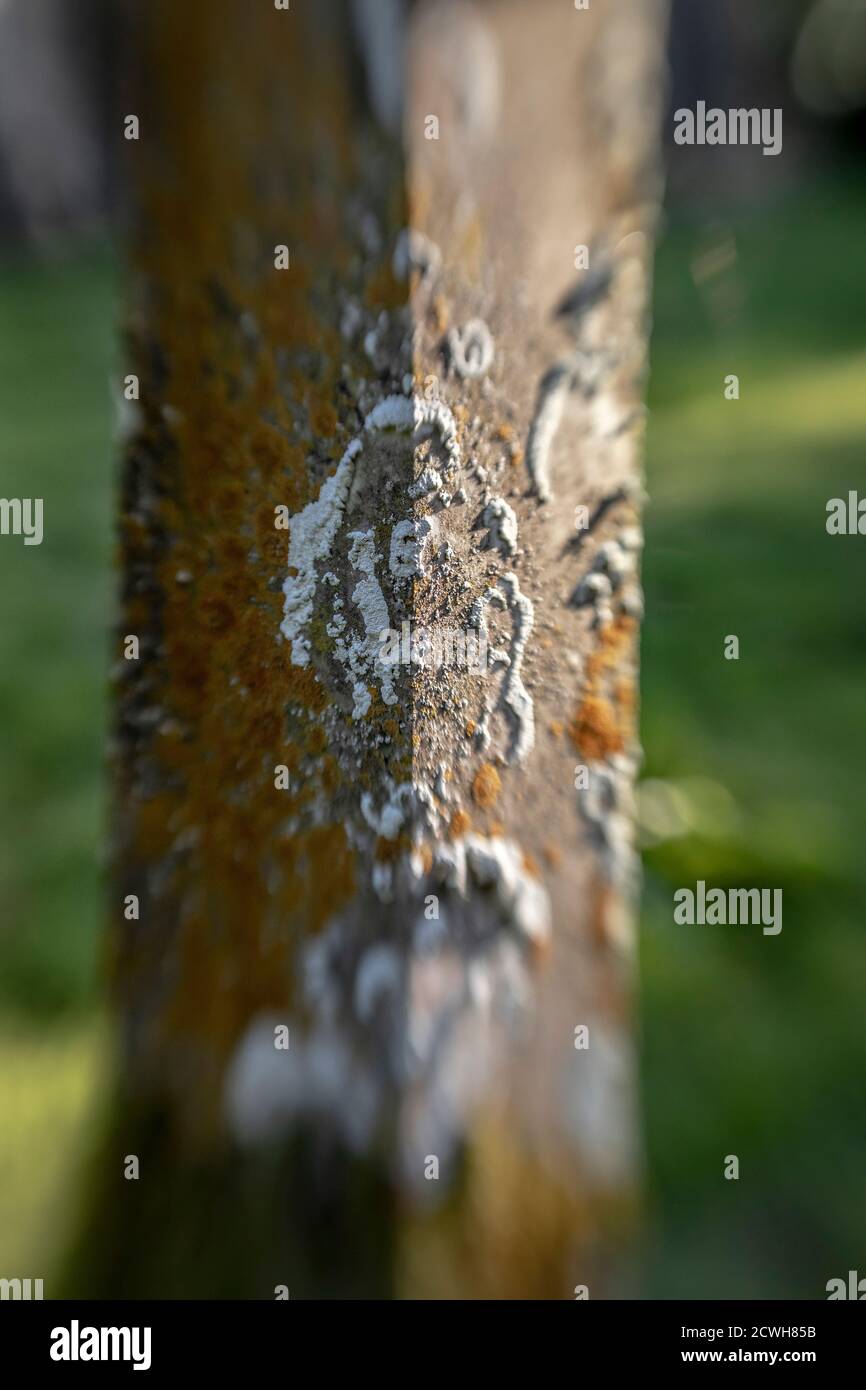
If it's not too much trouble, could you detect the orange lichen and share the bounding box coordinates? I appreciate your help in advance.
[613,677,636,739]
[364,261,405,311]
[307,725,328,756]
[568,696,624,761]
[113,0,409,1141]
[456,213,484,273]
[584,614,636,687]
[449,809,472,838]
[374,834,410,863]
[307,396,338,440]
[431,295,450,333]
[589,877,618,950]
[471,763,501,809]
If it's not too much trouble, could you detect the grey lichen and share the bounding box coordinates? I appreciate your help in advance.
[447,318,494,379]
[480,496,518,557]
[580,753,641,901]
[525,362,572,503]
[572,528,642,628]
[392,227,441,285]
[470,571,535,764]
[224,828,551,1198]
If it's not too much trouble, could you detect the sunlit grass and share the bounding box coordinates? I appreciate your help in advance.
[641,168,866,1297]
[0,1022,109,1281]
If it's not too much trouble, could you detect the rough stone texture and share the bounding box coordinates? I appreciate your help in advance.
[91,0,668,1300]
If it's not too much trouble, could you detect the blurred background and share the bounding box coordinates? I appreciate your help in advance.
[0,0,864,1297]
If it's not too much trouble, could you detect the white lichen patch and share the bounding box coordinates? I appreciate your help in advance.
[408,467,443,500]
[481,496,518,556]
[225,1012,380,1156]
[460,834,550,947]
[447,318,494,379]
[340,296,363,341]
[498,573,535,764]
[470,572,535,764]
[354,943,402,1022]
[280,438,361,665]
[412,399,459,468]
[349,0,406,136]
[280,392,461,711]
[561,1015,635,1184]
[525,362,572,503]
[580,753,640,901]
[364,393,415,432]
[347,530,389,636]
[224,828,552,1198]
[389,517,432,579]
[364,393,459,468]
[392,227,441,285]
[573,530,641,629]
[342,529,397,716]
[360,781,414,840]
[363,310,389,364]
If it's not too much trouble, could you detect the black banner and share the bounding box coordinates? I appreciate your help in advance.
[1,1299,861,1375]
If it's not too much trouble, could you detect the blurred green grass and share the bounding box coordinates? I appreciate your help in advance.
[1,173,865,1295]
[0,250,116,1019]
[641,171,866,1298]
[0,249,116,1276]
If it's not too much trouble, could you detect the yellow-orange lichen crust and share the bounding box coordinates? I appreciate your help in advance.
[569,615,639,761]
[112,0,409,1136]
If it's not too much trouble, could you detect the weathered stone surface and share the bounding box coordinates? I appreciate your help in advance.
[100,0,668,1299]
